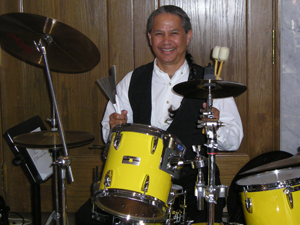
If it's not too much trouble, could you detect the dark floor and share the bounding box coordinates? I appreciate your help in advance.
[8,212,76,225]
[9,211,229,225]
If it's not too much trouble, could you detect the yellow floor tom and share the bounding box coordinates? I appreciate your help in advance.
[95,124,186,223]
[236,167,300,225]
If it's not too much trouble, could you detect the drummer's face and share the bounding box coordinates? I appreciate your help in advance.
[148,13,192,71]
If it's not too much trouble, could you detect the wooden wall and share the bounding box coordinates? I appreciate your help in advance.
[0,0,278,214]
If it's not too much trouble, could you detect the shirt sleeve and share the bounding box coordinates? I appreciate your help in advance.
[213,97,244,151]
[101,71,134,143]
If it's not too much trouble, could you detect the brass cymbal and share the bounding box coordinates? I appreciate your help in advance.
[0,13,100,73]
[13,130,95,149]
[240,153,300,175]
[173,79,247,99]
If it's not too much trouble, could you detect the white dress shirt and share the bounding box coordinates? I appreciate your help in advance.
[101,59,243,151]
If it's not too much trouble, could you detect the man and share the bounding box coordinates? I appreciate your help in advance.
[101,5,243,224]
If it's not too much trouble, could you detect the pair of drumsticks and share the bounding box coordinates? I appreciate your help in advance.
[212,46,229,80]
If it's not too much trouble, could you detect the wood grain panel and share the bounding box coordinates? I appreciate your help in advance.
[107,0,135,83]
[247,1,274,158]
[133,0,157,67]
[65,155,103,212]
[216,153,250,188]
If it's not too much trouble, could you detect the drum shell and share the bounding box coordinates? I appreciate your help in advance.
[237,167,300,225]
[100,130,172,202]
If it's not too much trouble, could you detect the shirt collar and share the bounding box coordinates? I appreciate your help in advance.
[153,59,190,82]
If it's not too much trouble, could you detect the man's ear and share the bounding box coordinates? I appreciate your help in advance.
[187,29,193,45]
[148,32,152,46]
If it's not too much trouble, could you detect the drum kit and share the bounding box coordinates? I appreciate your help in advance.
[0,10,298,225]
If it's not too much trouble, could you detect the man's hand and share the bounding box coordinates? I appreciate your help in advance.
[109,110,128,128]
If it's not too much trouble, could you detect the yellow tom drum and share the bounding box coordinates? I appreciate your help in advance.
[94,124,186,223]
[236,167,300,225]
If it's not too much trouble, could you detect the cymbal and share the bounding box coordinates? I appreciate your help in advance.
[13,130,95,149]
[173,79,247,99]
[0,13,100,73]
[240,153,300,175]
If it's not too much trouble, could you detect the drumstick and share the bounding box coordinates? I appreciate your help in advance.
[212,46,221,76]
[216,47,229,80]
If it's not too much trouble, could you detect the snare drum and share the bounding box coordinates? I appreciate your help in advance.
[236,167,300,225]
[95,124,186,223]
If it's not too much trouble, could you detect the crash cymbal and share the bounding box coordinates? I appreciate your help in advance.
[240,153,300,175]
[0,13,100,73]
[13,130,95,149]
[173,79,247,99]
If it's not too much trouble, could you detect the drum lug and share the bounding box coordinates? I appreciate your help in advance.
[113,131,122,150]
[243,188,253,213]
[141,175,150,195]
[104,170,112,189]
[151,136,159,154]
[283,187,294,209]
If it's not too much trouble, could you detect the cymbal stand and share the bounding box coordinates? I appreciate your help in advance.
[196,80,227,225]
[35,37,74,225]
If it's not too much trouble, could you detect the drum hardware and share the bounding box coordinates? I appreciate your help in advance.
[142,175,150,194]
[192,145,207,211]
[114,131,122,150]
[104,170,112,188]
[0,12,99,225]
[196,82,227,225]
[173,78,246,225]
[166,185,187,225]
[242,188,252,213]
[151,136,159,154]
[283,185,300,209]
[123,156,141,166]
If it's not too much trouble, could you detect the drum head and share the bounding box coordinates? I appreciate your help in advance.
[236,167,300,190]
[227,150,293,224]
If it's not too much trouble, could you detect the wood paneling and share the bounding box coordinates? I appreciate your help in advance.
[0,0,278,214]
[247,1,274,158]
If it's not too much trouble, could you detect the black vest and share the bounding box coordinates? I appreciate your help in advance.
[128,62,206,159]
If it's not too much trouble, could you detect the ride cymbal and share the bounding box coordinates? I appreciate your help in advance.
[0,12,100,73]
[173,79,247,99]
[240,153,300,175]
[13,130,95,149]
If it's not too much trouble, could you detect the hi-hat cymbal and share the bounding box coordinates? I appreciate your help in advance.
[0,12,100,73]
[13,130,95,149]
[173,79,247,99]
[240,153,300,175]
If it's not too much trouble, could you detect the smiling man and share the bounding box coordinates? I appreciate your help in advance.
[101,5,243,224]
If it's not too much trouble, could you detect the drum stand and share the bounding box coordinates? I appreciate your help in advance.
[35,39,74,225]
[194,81,228,225]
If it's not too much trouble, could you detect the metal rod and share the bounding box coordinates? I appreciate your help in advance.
[207,152,216,225]
[37,42,73,225]
[53,151,60,225]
